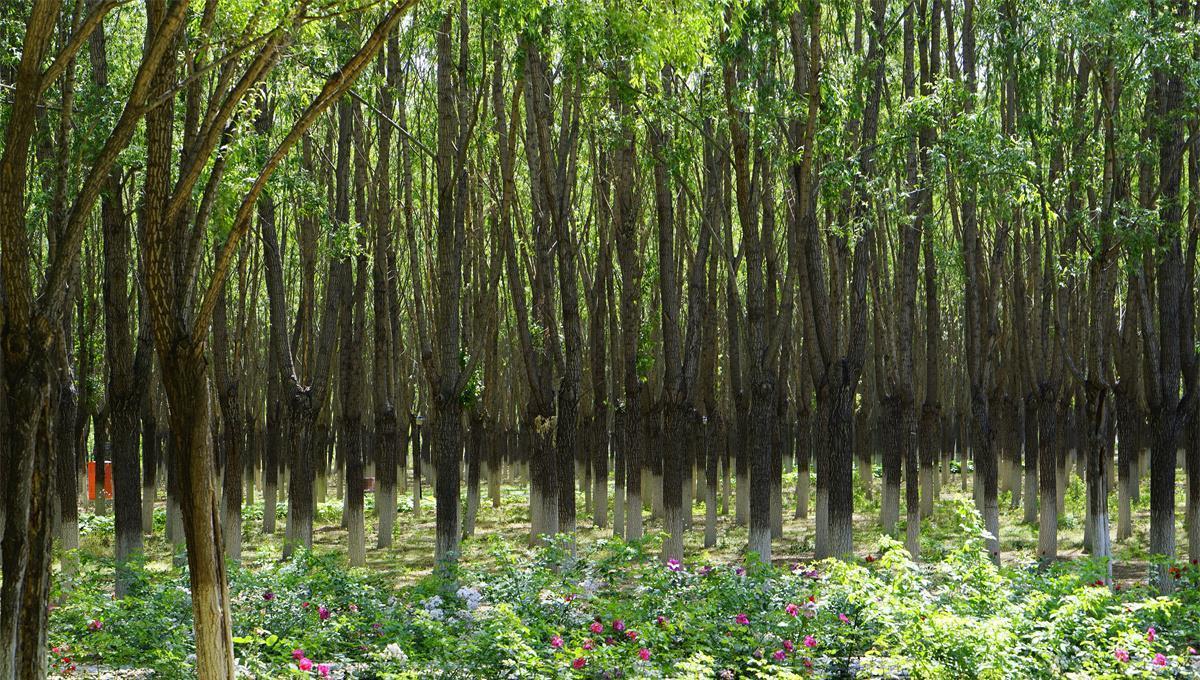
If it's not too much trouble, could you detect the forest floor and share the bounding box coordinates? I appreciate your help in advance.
[50,462,1199,678]
[97,462,1177,585]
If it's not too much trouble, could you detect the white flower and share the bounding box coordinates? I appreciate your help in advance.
[456,586,483,611]
[384,643,408,662]
[421,595,446,620]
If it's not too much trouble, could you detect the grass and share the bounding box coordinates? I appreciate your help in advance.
[70,453,1185,588]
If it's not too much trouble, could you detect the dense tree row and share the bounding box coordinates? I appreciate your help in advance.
[0,0,1198,677]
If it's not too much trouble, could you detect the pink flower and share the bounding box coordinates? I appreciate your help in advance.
[735,567,746,577]
[1114,648,1129,663]
[626,630,639,641]
[550,634,564,649]
[262,591,275,601]
[582,640,594,650]
[666,558,683,572]
[773,649,787,661]
[785,603,800,617]
[297,658,313,672]
[638,648,651,661]
[87,620,103,632]
[656,615,667,626]
[804,635,817,648]
[605,636,615,645]
[349,603,359,613]
[613,619,625,632]
[1147,626,1157,642]
[317,664,331,678]
[783,639,795,652]
[1190,647,1198,655]
[319,606,331,621]
[571,657,587,670]
[734,613,750,625]
[292,649,305,660]
[839,613,850,623]
[803,657,813,669]
[589,621,604,634]
[1153,653,1167,666]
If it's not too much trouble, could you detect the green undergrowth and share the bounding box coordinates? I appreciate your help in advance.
[49,498,1200,679]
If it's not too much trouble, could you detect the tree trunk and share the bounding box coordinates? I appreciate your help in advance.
[795,413,811,519]
[1037,385,1058,565]
[0,353,55,680]
[432,399,463,568]
[161,351,236,679]
[463,416,483,538]
[1022,395,1038,524]
[880,396,901,535]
